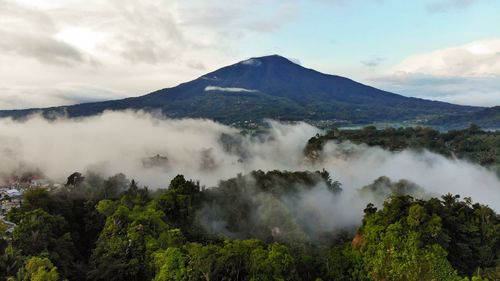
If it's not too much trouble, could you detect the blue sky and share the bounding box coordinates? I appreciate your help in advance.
[238,0,500,74]
[1,0,500,108]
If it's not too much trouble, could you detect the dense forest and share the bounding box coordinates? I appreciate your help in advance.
[0,168,499,281]
[305,125,500,174]
[426,106,500,130]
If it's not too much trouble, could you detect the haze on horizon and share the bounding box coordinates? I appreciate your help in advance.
[1,0,500,110]
[2,110,500,212]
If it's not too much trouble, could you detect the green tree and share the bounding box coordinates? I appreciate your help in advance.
[153,247,187,281]
[15,257,60,281]
[185,243,218,281]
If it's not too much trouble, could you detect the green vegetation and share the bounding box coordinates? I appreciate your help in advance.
[305,125,500,173]
[0,168,498,280]
[359,194,499,281]
[427,106,500,129]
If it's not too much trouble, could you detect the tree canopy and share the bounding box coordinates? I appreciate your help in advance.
[0,170,498,280]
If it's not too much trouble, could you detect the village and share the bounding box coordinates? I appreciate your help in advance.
[0,174,62,234]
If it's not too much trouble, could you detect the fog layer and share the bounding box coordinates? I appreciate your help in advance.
[1,111,499,215]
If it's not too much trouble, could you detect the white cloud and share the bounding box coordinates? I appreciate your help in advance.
[2,0,299,64]
[241,58,263,66]
[0,112,499,221]
[372,39,500,106]
[372,74,500,106]
[0,0,300,110]
[0,1,87,65]
[205,86,259,93]
[392,39,500,77]
[0,84,127,110]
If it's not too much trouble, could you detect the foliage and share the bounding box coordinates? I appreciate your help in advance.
[14,257,60,281]
[199,170,340,243]
[305,125,500,172]
[359,194,500,280]
[1,170,499,280]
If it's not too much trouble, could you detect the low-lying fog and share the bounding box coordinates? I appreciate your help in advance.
[1,111,499,221]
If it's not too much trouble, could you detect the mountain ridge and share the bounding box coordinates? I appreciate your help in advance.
[0,55,491,127]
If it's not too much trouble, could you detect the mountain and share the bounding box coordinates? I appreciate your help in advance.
[426,106,500,129]
[0,55,485,126]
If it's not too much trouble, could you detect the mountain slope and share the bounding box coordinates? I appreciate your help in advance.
[0,55,482,125]
[426,106,500,129]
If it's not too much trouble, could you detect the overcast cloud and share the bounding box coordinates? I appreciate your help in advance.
[1,0,499,109]
[0,0,300,109]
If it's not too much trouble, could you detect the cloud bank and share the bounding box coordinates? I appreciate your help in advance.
[0,84,127,109]
[0,111,499,225]
[393,39,500,77]
[0,0,300,110]
[373,39,500,106]
[0,1,87,65]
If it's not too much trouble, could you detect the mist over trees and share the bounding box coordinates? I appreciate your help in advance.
[305,124,500,173]
[1,115,500,280]
[0,168,499,281]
